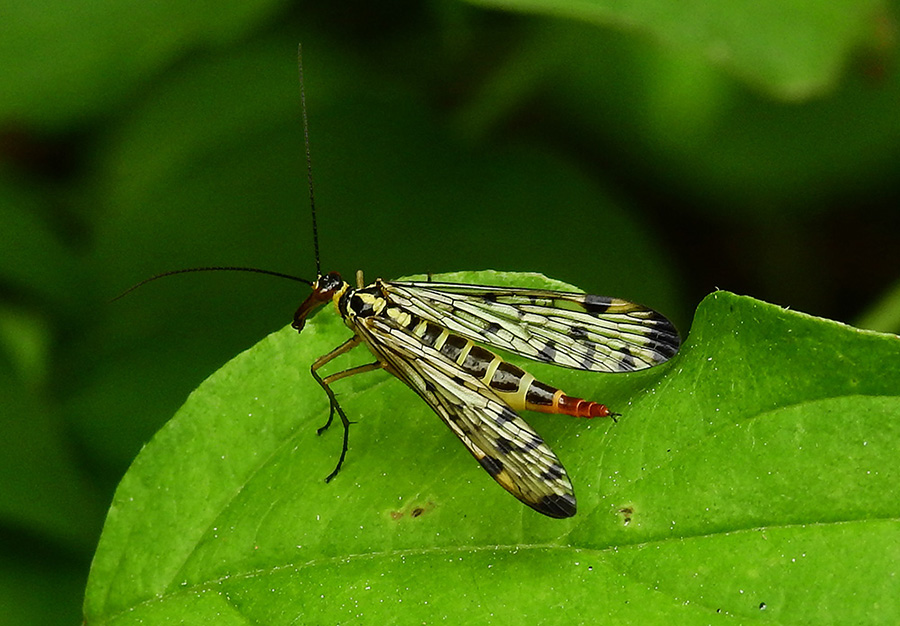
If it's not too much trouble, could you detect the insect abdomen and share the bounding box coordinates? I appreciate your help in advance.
[408,316,612,419]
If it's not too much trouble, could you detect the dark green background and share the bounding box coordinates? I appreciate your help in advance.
[1,1,898,623]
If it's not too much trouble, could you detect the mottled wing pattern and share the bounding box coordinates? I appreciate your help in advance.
[383,281,680,373]
[352,313,577,518]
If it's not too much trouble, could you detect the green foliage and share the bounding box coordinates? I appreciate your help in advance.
[84,273,900,624]
[464,0,882,99]
[0,0,285,127]
[0,1,898,624]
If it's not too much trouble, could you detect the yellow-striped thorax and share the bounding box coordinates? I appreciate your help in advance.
[293,271,395,333]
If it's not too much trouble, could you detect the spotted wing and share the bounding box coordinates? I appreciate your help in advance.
[354,314,576,518]
[383,280,680,373]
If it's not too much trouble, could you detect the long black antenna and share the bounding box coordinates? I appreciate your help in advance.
[115,49,324,304]
[297,44,321,278]
[113,267,312,301]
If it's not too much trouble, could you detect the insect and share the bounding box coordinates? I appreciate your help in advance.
[293,271,679,518]
[120,48,680,519]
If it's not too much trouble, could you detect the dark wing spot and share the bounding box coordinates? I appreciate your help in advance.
[582,294,613,314]
[478,455,504,477]
[485,321,502,336]
[522,436,543,451]
[533,493,577,519]
[619,346,636,371]
[537,340,558,362]
[644,327,681,358]
[496,437,515,454]
[541,464,565,481]
[579,345,597,370]
[568,326,589,341]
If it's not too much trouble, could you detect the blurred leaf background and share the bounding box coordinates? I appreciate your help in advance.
[0,0,898,623]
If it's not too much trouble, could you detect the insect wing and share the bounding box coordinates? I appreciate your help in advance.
[383,281,679,373]
[354,315,577,518]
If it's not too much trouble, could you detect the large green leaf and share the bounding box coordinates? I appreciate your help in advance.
[84,272,900,623]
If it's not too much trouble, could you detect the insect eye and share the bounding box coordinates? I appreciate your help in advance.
[318,272,343,293]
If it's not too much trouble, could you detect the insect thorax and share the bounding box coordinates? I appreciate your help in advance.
[338,282,389,322]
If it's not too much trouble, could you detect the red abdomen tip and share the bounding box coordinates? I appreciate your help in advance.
[557,395,611,418]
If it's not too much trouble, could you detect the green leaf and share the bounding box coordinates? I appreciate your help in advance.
[84,273,900,624]
[462,0,884,99]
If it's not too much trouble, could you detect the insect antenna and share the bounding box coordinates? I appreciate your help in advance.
[116,48,324,304]
[297,44,321,278]
[113,266,312,302]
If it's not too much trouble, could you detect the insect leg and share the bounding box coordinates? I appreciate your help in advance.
[311,336,363,430]
[310,336,386,481]
[311,336,365,433]
[315,360,385,434]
